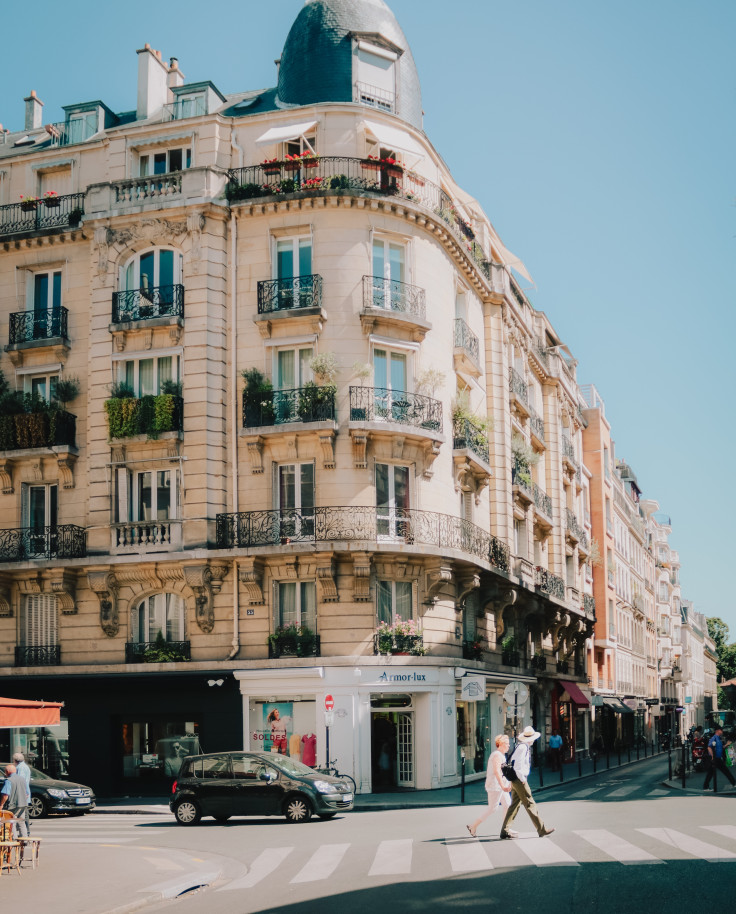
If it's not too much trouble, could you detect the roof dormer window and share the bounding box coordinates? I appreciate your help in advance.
[353,40,398,113]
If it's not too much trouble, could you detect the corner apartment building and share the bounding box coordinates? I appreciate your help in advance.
[0,0,599,795]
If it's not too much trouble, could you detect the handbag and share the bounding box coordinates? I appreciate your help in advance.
[501,762,518,782]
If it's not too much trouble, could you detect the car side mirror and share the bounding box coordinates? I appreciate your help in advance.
[259,771,275,782]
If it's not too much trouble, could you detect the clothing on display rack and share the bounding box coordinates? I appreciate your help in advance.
[302,733,317,766]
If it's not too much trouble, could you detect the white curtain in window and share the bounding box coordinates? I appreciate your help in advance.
[395,582,412,621]
[279,583,297,627]
[376,580,392,625]
[300,582,316,630]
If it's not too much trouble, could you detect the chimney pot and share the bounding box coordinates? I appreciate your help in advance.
[23,91,44,130]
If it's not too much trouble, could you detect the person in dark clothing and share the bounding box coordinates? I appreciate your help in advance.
[703,727,736,790]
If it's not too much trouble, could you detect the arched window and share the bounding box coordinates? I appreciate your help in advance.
[132,593,185,644]
[121,248,182,296]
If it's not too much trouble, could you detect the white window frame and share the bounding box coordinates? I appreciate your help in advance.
[116,468,178,524]
[274,461,315,541]
[375,461,410,541]
[113,349,182,397]
[132,592,185,644]
[273,345,313,391]
[24,370,59,402]
[28,268,62,311]
[283,134,316,158]
[376,580,413,625]
[120,247,183,293]
[275,581,317,630]
[273,235,313,281]
[138,146,192,176]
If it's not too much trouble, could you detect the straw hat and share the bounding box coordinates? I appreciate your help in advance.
[517,726,541,744]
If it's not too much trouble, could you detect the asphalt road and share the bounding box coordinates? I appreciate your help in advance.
[4,757,736,914]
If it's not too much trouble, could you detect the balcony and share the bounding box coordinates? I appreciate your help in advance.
[453,318,480,375]
[533,483,553,526]
[561,436,578,473]
[566,508,589,549]
[9,307,68,346]
[583,594,596,618]
[15,645,60,667]
[112,285,184,324]
[535,565,566,601]
[530,654,547,672]
[512,460,533,506]
[0,525,86,563]
[349,386,442,432]
[502,649,521,667]
[0,193,84,239]
[463,640,484,661]
[104,394,183,440]
[243,385,336,428]
[111,173,182,205]
[529,407,545,446]
[453,418,489,465]
[0,409,76,451]
[354,81,396,113]
[363,275,426,320]
[216,506,510,573]
[556,660,569,674]
[125,641,191,663]
[112,521,182,554]
[374,631,423,655]
[257,275,323,314]
[508,367,530,417]
[269,630,321,659]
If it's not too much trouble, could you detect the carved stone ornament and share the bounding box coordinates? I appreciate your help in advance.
[110,219,188,249]
[57,454,77,489]
[47,568,77,615]
[245,437,264,475]
[492,588,518,640]
[352,552,372,602]
[350,430,368,469]
[455,572,480,611]
[239,557,265,605]
[0,459,14,495]
[88,570,119,637]
[0,574,12,617]
[183,564,215,634]
[316,557,339,603]
[424,561,454,606]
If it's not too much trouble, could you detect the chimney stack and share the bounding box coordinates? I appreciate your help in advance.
[24,90,44,131]
[167,57,185,100]
[136,43,169,120]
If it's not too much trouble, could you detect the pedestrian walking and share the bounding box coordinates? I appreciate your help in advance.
[703,726,736,791]
[548,730,563,772]
[499,726,555,839]
[0,764,30,837]
[12,752,31,835]
[466,734,512,837]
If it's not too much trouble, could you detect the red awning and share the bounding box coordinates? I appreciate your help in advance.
[0,697,63,728]
[559,681,590,707]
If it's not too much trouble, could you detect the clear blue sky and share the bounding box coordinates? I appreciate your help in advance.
[2,1,734,633]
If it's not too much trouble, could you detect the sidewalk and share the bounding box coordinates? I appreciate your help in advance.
[92,748,676,815]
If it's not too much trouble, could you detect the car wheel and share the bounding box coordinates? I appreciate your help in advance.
[284,795,312,823]
[174,799,201,826]
[213,815,231,823]
[29,796,47,819]
[318,813,336,820]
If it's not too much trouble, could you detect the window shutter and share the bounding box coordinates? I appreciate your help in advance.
[272,580,280,632]
[116,468,129,523]
[20,484,30,528]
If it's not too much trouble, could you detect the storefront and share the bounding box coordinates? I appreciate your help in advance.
[551,680,591,761]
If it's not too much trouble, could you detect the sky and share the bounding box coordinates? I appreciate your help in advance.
[2,0,734,632]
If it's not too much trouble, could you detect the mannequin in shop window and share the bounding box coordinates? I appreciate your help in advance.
[302,733,317,767]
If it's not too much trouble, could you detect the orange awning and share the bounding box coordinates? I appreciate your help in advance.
[0,697,63,728]
[559,681,590,708]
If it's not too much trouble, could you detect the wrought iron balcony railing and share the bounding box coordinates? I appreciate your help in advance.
[9,307,68,344]
[512,459,532,496]
[529,407,545,442]
[373,632,423,655]
[163,97,208,120]
[509,367,528,404]
[462,640,484,661]
[556,660,569,674]
[453,418,489,464]
[530,654,547,671]
[502,649,521,666]
[125,641,191,663]
[0,193,84,238]
[0,525,86,563]
[243,385,336,428]
[226,157,492,281]
[257,275,323,313]
[112,284,184,323]
[453,318,480,365]
[349,386,443,432]
[584,594,596,617]
[362,275,426,319]
[15,645,60,667]
[0,409,76,450]
[533,483,552,518]
[354,82,396,113]
[535,565,566,600]
[269,634,321,659]
[216,506,510,573]
[561,435,576,463]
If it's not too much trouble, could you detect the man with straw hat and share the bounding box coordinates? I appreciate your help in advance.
[499,726,555,839]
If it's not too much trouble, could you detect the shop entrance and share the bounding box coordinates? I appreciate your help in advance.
[370,694,414,790]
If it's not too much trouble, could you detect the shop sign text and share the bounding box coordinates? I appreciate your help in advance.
[378,671,427,683]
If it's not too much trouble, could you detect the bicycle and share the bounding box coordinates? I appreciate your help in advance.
[313,759,357,794]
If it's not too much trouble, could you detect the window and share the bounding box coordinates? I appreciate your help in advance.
[117,353,180,397]
[376,580,412,624]
[23,484,57,531]
[355,43,397,112]
[376,463,409,539]
[31,270,62,326]
[121,248,182,297]
[284,134,316,158]
[371,238,407,310]
[66,111,98,144]
[117,469,177,523]
[277,463,315,539]
[132,593,185,643]
[275,346,313,391]
[24,371,59,402]
[373,348,409,419]
[139,146,191,176]
[21,594,58,648]
[276,237,312,280]
[277,582,316,630]
[173,93,206,119]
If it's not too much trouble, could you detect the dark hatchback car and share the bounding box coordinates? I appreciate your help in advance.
[1,764,96,818]
[170,751,354,825]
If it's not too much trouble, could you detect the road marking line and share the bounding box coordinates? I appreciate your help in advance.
[291,844,350,883]
[638,828,736,862]
[702,826,736,841]
[368,839,413,875]
[567,787,603,798]
[609,785,638,797]
[445,838,493,872]
[513,838,578,867]
[647,789,670,796]
[42,837,138,844]
[143,856,185,872]
[219,847,294,891]
[575,829,663,864]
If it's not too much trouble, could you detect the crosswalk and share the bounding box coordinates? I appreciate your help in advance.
[219,824,736,890]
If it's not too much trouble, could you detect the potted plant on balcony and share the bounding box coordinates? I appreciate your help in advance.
[53,376,80,408]
[20,194,39,212]
[268,624,317,657]
[261,157,282,176]
[360,155,381,172]
[43,190,60,209]
[467,639,484,661]
[142,630,189,663]
[349,362,372,421]
[68,207,83,227]
[376,618,425,655]
[242,367,275,427]
[501,635,520,666]
[298,353,338,422]
[452,391,490,449]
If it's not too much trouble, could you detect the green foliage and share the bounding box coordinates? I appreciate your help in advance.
[708,617,736,708]
[225,182,265,201]
[53,376,80,406]
[329,174,350,189]
[308,352,340,385]
[0,375,75,450]
[501,635,516,652]
[451,390,490,434]
[415,368,445,397]
[511,433,540,467]
[297,381,336,421]
[242,368,275,427]
[268,625,317,656]
[142,630,188,663]
[68,207,83,226]
[109,380,135,399]
[104,393,180,440]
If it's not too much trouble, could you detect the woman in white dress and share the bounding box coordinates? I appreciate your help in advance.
[466,733,512,837]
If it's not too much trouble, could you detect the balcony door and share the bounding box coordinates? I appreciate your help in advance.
[277,463,315,541]
[122,248,182,313]
[376,463,409,540]
[372,239,405,310]
[373,349,407,419]
[134,593,185,645]
[277,582,316,630]
[275,238,312,309]
[22,484,58,557]
[120,354,179,397]
[275,347,312,422]
[32,271,62,339]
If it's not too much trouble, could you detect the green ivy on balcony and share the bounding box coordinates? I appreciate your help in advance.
[104,384,182,440]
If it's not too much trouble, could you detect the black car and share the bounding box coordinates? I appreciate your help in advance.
[170,751,354,825]
[2,763,96,818]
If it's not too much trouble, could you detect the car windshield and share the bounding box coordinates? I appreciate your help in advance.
[29,767,52,780]
[266,753,318,777]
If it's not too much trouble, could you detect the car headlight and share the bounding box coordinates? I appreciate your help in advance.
[313,780,339,794]
[47,788,68,798]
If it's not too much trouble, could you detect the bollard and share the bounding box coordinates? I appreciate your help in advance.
[593,753,597,774]
[606,750,610,770]
[713,764,718,795]
[681,744,686,790]
[578,754,583,778]
[627,746,631,764]
[668,748,672,780]
[637,740,640,762]
[644,740,647,759]
[617,746,622,767]
[461,752,466,804]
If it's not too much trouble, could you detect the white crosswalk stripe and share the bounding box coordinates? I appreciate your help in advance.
[220,847,294,891]
[608,785,639,798]
[513,837,578,867]
[567,787,603,798]
[702,825,736,842]
[575,829,663,865]
[369,839,413,875]
[647,789,671,796]
[638,828,736,862]
[445,838,494,872]
[291,843,350,883]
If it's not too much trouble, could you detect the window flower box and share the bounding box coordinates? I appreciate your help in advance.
[360,158,381,171]
[375,619,425,656]
[20,196,38,212]
[262,159,282,176]
[43,192,60,209]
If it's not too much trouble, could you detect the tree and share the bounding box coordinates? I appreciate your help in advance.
[707,617,736,710]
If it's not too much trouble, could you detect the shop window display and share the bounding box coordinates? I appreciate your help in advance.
[121,719,200,780]
[248,699,317,764]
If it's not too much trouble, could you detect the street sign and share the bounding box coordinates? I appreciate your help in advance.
[503,681,529,705]
[324,710,335,728]
[325,694,334,711]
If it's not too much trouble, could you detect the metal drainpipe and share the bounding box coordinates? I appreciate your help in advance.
[226,171,240,659]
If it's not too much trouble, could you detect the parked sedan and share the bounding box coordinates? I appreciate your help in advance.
[2,763,96,818]
[170,751,354,825]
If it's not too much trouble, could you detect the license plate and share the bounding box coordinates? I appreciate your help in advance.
[342,794,353,803]
[76,798,90,805]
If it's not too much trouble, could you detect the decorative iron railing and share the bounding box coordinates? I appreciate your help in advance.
[512,459,532,496]
[349,386,443,432]
[561,436,576,462]
[257,274,323,313]
[535,565,566,600]
[0,525,86,563]
[508,367,528,404]
[243,385,336,428]
[462,640,484,661]
[9,307,68,344]
[502,649,521,666]
[453,318,480,364]
[163,97,208,120]
[534,339,550,368]
[0,409,76,451]
[112,284,184,323]
[125,641,191,663]
[453,418,489,464]
[529,407,545,442]
[15,645,60,667]
[0,193,84,238]
[556,660,569,674]
[216,507,510,572]
[530,654,547,671]
[362,275,426,319]
[354,82,396,113]
[574,663,586,677]
[565,509,589,550]
[226,157,492,280]
[533,483,552,518]
[269,634,321,659]
[112,174,182,205]
[373,632,423,655]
